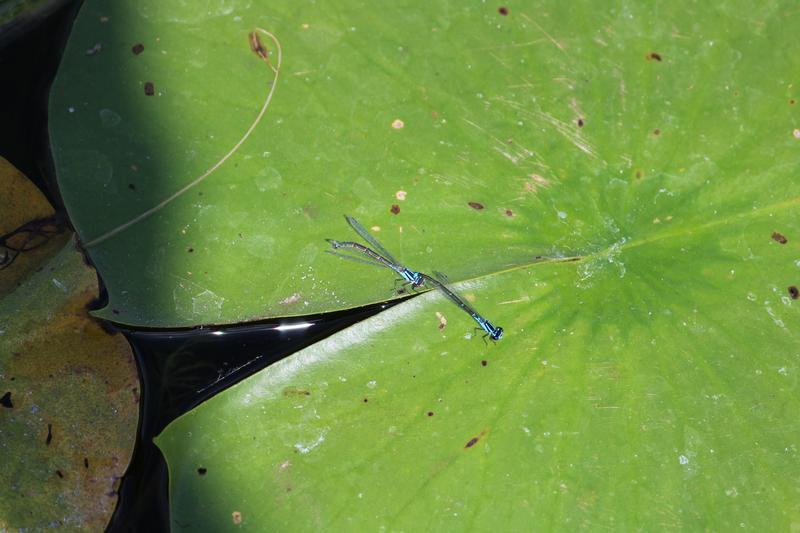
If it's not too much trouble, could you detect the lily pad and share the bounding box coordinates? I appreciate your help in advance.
[0,160,138,530]
[0,156,69,295]
[47,0,740,328]
[151,1,800,529]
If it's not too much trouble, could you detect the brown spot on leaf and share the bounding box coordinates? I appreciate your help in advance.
[249,31,270,63]
[144,81,154,96]
[577,118,584,127]
[498,6,509,15]
[635,170,643,179]
[84,457,89,469]
[653,128,661,136]
[187,247,194,253]
[465,437,479,448]
[56,470,64,479]
[505,209,514,217]
[131,43,144,55]
[363,398,368,403]
[481,360,488,367]
[46,423,53,445]
[197,467,207,476]
[427,411,434,417]
[232,511,242,525]
[0,392,12,408]
[772,231,788,244]
[789,286,799,300]
[647,52,662,61]
[468,202,484,210]
[390,204,400,215]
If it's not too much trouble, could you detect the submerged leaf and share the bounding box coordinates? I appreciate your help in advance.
[0,160,137,530]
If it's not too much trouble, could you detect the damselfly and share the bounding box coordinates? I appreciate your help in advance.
[422,272,504,341]
[326,216,424,289]
[327,215,504,341]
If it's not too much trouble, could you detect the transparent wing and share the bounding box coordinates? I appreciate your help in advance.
[345,216,402,265]
[424,271,481,318]
[432,270,451,285]
[325,249,388,269]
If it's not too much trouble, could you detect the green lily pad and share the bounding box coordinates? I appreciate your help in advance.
[157,225,800,530]
[0,160,138,529]
[150,1,800,529]
[51,0,754,328]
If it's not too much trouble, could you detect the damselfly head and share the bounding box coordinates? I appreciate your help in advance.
[325,238,342,249]
[491,326,504,341]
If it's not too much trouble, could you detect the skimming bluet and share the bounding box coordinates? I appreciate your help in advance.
[422,272,504,341]
[326,215,424,289]
[327,215,504,341]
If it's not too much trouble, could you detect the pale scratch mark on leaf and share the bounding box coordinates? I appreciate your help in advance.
[552,77,576,90]
[569,98,585,120]
[519,13,567,55]
[507,78,536,90]
[429,172,472,188]
[534,110,596,157]
[494,147,519,164]
[478,39,546,51]
[495,97,599,159]
[523,173,553,194]
[462,118,547,169]
[498,296,531,305]
[85,28,284,247]
[617,70,627,113]
[488,51,511,70]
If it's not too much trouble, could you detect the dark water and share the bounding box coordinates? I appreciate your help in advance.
[109,302,401,531]
[0,0,81,203]
[1,5,407,530]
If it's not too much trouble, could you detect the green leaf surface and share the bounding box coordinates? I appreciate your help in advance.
[0,160,138,529]
[50,0,762,327]
[149,2,800,529]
